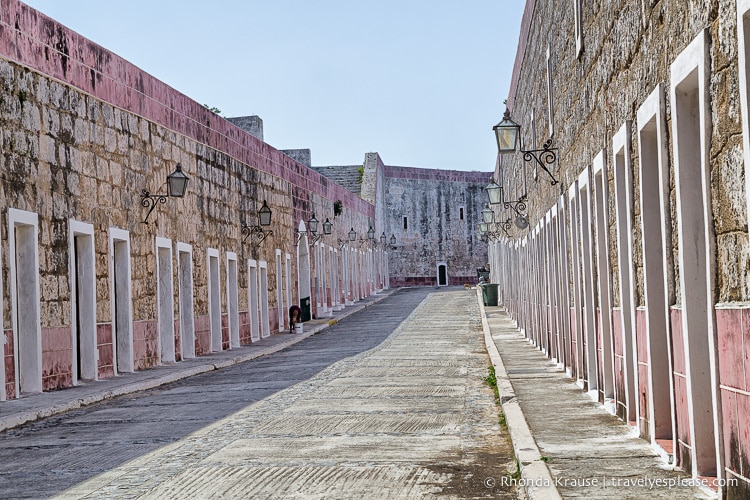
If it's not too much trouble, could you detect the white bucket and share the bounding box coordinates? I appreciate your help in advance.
[294,323,303,334]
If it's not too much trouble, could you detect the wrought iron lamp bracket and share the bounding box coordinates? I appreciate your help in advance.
[243,224,273,246]
[521,138,559,185]
[503,193,528,218]
[140,190,168,224]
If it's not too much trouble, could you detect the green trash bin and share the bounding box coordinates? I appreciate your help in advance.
[481,283,499,306]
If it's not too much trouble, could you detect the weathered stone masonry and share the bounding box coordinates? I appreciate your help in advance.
[0,0,376,399]
[0,0,492,405]
[382,164,489,287]
[490,0,750,496]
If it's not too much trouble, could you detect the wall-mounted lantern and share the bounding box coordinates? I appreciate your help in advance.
[493,108,558,185]
[242,200,273,246]
[140,163,189,224]
[485,178,503,205]
[339,227,358,249]
[297,213,333,245]
[308,213,319,234]
[481,204,495,224]
[361,226,375,246]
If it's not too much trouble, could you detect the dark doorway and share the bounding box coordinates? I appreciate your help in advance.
[437,264,448,286]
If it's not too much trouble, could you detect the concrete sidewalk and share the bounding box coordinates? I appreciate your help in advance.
[479,296,715,499]
[0,290,395,434]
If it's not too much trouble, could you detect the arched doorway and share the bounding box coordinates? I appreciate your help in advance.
[297,221,312,322]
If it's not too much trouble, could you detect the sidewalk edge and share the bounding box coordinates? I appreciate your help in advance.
[477,288,562,500]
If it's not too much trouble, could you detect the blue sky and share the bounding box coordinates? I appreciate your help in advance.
[21,1,524,172]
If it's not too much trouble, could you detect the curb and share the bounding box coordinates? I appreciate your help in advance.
[477,288,562,500]
[0,290,395,433]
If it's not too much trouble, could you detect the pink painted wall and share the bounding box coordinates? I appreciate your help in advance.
[715,307,750,492]
[0,0,377,397]
[221,313,230,351]
[670,308,690,470]
[173,320,182,362]
[239,312,252,344]
[96,323,114,379]
[383,165,490,183]
[42,326,73,390]
[194,315,211,356]
[551,305,558,361]
[569,308,578,377]
[3,329,14,398]
[270,308,280,333]
[546,305,553,357]
[635,308,650,439]
[596,308,604,402]
[133,320,159,370]
[612,309,627,420]
[0,0,372,221]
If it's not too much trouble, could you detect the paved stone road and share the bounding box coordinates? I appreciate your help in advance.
[1,287,516,499]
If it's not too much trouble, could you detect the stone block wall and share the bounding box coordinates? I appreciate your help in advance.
[506,0,746,305]
[384,166,489,287]
[311,165,363,196]
[280,148,311,168]
[0,0,375,397]
[495,0,750,494]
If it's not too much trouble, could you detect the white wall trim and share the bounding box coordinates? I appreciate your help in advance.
[248,259,260,342]
[226,251,240,348]
[176,242,195,358]
[155,237,175,364]
[8,208,42,395]
[593,150,615,403]
[637,84,678,450]
[669,28,720,478]
[275,248,284,331]
[206,247,222,352]
[69,219,97,382]
[109,228,133,374]
[611,121,639,425]
[568,181,584,382]
[578,167,598,394]
[259,260,270,338]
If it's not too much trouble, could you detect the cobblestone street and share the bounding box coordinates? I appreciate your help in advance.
[1,288,516,499]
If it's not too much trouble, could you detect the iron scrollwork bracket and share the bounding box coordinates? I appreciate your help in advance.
[140,189,168,224]
[521,138,558,185]
[243,225,273,246]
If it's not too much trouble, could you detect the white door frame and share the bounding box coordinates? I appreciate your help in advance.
[70,220,97,382]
